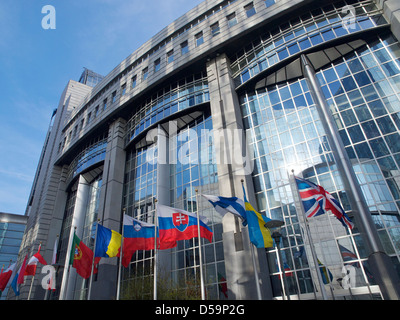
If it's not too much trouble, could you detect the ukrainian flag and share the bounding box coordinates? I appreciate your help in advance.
[95,224,122,258]
[242,185,273,248]
[245,201,273,248]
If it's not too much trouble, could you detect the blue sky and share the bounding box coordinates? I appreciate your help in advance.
[0,0,203,215]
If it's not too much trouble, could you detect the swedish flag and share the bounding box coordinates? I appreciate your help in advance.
[243,187,273,248]
[95,224,122,258]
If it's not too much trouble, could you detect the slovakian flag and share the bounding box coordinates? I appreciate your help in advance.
[69,233,100,279]
[157,204,213,250]
[122,214,156,267]
[202,194,247,225]
[0,262,16,292]
[25,244,47,276]
[295,176,354,229]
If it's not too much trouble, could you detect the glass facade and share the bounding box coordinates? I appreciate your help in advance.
[121,113,226,299]
[125,72,209,145]
[0,216,26,300]
[21,0,400,301]
[230,0,387,87]
[237,0,400,298]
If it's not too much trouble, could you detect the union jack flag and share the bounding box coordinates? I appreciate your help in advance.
[295,176,354,229]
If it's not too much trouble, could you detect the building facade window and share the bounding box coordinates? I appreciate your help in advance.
[265,0,276,8]
[195,32,204,47]
[244,2,256,18]
[154,58,161,72]
[131,75,137,88]
[210,22,220,36]
[167,50,174,64]
[227,12,238,28]
[142,67,149,81]
[181,40,189,55]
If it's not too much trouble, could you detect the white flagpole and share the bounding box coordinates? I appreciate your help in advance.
[116,208,126,300]
[289,172,329,300]
[27,242,40,300]
[59,226,76,300]
[87,219,100,300]
[195,189,206,300]
[45,234,59,300]
[153,199,158,300]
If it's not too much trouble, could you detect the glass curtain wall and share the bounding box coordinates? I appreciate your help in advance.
[169,113,225,300]
[122,112,227,300]
[121,144,158,299]
[240,32,400,299]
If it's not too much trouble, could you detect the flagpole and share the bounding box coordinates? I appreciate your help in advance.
[289,172,329,300]
[47,234,59,299]
[116,208,126,300]
[195,189,206,300]
[88,219,100,300]
[240,179,262,300]
[59,226,76,300]
[27,242,41,300]
[153,199,158,300]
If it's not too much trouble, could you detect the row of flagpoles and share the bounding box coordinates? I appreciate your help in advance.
[0,173,355,300]
[0,236,58,299]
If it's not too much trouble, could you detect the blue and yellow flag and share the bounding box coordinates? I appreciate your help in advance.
[95,224,122,258]
[243,187,273,248]
[318,259,333,284]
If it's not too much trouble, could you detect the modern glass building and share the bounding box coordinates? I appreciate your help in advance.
[0,213,27,300]
[12,0,400,300]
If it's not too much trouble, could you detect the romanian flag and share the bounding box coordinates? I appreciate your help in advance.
[95,224,122,258]
[69,233,99,279]
[243,187,273,248]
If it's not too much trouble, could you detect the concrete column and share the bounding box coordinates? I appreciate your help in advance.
[206,53,273,300]
[91,117,127,300]
[377,0,400,42]
[59,175,90,300]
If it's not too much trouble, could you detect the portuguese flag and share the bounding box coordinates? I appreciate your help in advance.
[69,233,99,279]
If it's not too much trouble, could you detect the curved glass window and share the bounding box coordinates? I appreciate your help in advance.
[125,72,209,145]
[230,0,387,87]
[65,135,107,185]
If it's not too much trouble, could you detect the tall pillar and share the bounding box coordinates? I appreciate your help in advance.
[91,117,127,300]
[206,54,273,300]
[59,175,90,300]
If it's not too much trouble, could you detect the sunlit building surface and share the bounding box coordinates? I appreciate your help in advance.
[11,0,400,300]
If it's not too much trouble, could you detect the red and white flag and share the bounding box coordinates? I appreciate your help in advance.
[25,245,47,276]
[0,262,16,291]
